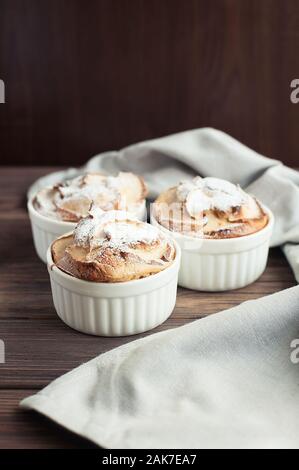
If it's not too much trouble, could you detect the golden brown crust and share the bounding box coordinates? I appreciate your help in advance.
[153,179,269,239]
[51,212,175,283]
[34,172,148,222]
[52,235,175,282]
[117,172,148,205]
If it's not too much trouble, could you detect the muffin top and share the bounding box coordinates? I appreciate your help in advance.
[153,176,268,239]
[51,208,176,282]
[34,172,147,222]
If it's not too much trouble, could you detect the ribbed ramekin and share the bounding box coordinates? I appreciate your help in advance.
[46,239,181,336]
[28,197,147,263]
[151,207,274,291]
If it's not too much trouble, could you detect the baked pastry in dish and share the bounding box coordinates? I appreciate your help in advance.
[51,208,176,283]
[47,210,180,336]
[34,172,147,222]
[153,176,268,239]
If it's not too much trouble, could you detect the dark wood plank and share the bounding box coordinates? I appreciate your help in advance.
[0,166,62,215]
[0,1,299,167]
[0,390,96,449]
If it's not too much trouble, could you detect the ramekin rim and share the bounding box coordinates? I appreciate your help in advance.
[47,235,181,288]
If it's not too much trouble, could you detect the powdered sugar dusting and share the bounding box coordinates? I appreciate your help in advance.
[177,177,248,217]
[34,172,145,221]
[55,174,119,209]
[105,221,159,245]
[74,208,160,250]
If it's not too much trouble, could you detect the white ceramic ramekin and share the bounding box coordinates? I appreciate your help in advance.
[28,198,76,263]
[151,207,274,291]
[46,239,181,336]
[28,197,147,263]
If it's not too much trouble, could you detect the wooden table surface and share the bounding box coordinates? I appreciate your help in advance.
[0,167,297,449]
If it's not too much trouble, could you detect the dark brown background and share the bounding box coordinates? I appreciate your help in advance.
[0,0,299,167]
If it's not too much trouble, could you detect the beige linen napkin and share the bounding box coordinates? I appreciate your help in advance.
[28,128,299,281]
[21,286,299,448]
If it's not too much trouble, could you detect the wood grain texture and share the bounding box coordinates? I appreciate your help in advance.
[0,0,299,166]
[0,390,96,448]
[0,167,297,448]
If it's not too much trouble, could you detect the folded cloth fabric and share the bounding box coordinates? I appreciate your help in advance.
[21,286,299,449]
[28,128,299,281]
